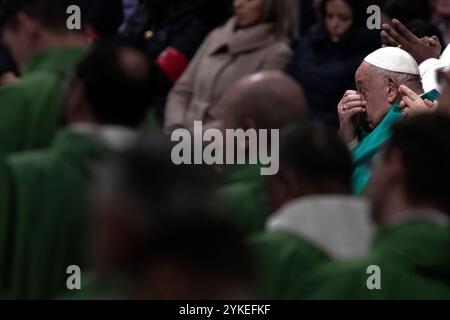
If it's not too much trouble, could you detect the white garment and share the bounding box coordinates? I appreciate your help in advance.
[420,44,450,93]
[267,195,375,259]
[69,123,138,151]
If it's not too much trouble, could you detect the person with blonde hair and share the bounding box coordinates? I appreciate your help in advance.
[164,0,298,131]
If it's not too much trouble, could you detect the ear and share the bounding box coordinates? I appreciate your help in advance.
[16,13,40,38]
[385,147,406,184]
[241,116,258,150]
[63,78,88,123]
[387,77,399,104]
[241,116,257,131]
[279,166,308,200]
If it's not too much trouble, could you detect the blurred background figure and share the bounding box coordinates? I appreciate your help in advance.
[85,0,125,41]
[383,0,444,44]
[430,0,450,45]
[299,0,319,37]
[0,41,153,299]
[220,71,308,235]
[287,0,380,127]
[120,0,232,125]
[294,114,450,299]
[85,136,255,299]
[164,0,298,131]
[0,0,88,155]
[250,120,374,299]
[0,36,17,86]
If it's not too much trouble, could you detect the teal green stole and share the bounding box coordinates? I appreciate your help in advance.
[352,89,440,195]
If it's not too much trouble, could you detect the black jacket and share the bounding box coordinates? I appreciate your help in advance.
[120,0,231,124]
[287,23,380,127]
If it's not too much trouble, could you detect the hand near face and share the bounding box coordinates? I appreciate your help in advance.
[399,85,438,118]
[338,90,367,144]
[381,19,442,64]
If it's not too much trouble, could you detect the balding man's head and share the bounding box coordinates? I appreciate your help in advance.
[221,71,308,130]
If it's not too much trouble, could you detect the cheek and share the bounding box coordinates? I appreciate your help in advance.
[265,178,285,213]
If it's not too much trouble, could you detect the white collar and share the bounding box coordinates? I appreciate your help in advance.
[385,209,450,228]
[267,195,375,259]
[68,123,138,151]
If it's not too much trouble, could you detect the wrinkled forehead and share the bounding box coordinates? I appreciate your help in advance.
[355,62,382,89]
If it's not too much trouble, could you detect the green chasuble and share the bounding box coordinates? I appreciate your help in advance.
[0,47,86,155]
[0,129,107,299]
[220,165,267,235]
[248,230,330,299]
[352,89,440,195]
[286,221,450,299]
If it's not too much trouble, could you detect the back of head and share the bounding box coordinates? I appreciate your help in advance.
[0,0,87,32]
[91,134,254,298]
[265,120,352,213]
[280,120,353,193]
[95,133,220,219]
[388,113,450,215]
[131,211,254,299]
[222,71,308,130]
[75,41,153,128]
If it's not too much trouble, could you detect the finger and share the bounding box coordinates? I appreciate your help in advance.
[382,23,408,46]
[399,85,420,101]
[343,100,367,110]
[344,94,365,102]
[346,107,366,118]
[424,99,438,109]
[400,100,406,109]
[403,108,409,119]
[392,19,418,42]
[381,30,400,47]
[431,35,439,44]
[344,90,358,97]
[402,96,415,108]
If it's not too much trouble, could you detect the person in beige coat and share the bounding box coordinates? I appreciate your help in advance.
[164,0,299,131]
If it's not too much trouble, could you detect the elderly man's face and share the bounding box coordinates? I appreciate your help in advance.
[355,63,393,130]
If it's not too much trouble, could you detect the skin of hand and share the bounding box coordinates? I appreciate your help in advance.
[380,19,442,64]
[399,84,438,119]
[337,90,367,144]
[0,71,17,87]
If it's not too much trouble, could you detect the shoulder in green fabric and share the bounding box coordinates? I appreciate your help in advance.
[0,129,107,299]
[352,89,440,195]
[248,230,330,299]
[0,47,86,155]
[286,220,450,299]
[220,164,267,235]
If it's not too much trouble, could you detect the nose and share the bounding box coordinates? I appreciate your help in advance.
[330,18,340,28]
[234,0,243,10]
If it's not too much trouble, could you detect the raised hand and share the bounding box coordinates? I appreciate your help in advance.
[338,90,367,144]
[399,85,438,118]
[381,19,442,64]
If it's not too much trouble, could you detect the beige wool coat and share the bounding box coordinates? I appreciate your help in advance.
[164,17,293,130]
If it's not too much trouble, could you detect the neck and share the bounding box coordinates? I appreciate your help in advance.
[21,32,87,71]
[39,31,88,51]
[375,189,442,225]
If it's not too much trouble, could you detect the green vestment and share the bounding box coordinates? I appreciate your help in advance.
[0,47,85,155]
[0,129,107,299]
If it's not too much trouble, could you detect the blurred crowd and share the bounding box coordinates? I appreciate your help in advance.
[0,0,450,300]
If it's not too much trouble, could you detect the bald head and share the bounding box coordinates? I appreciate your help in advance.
[221,71,308,130]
